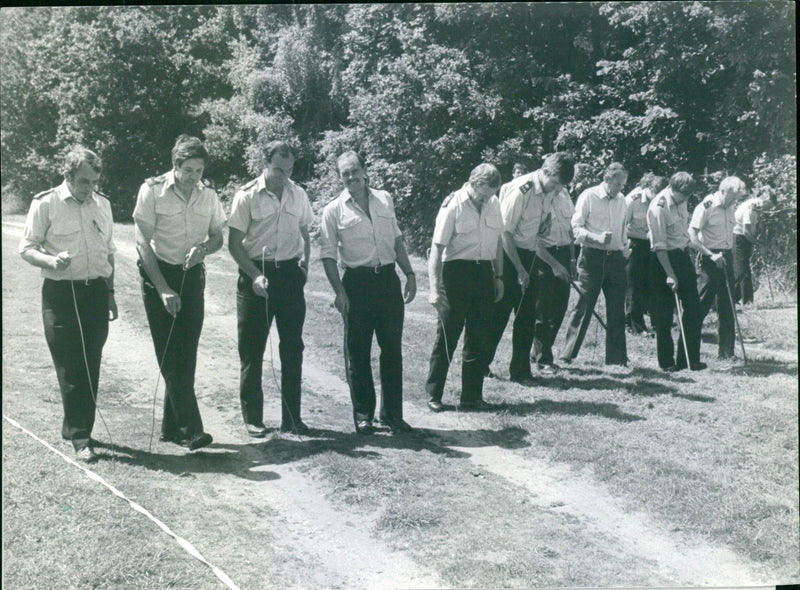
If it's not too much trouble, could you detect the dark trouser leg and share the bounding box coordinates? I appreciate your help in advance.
[509,248,537,379]
[532,247,572,366]
[672,251,702,367]
[425,262,469,403]
[343,271,377,422]
[461,265,494,403]
[484,252,519,372]
[43,280,109,451]
[375,272,404,422]
[560,249,603,361]
[141,262,205,440]
[733,234,754,304]
[602,252,628,365]
[626,239,651,331]
[697,252,735,358]
[649,253,677,368]
[272,265,306,427]
[237,271,269,425]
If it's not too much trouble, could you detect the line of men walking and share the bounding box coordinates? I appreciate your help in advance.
[19,140,764,461]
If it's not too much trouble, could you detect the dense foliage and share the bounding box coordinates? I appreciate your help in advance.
[1,3,795,286]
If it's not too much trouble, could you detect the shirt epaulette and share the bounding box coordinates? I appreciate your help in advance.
[657,197,666,208]
[440,192,457,208]
[240,178,258,192]
[33,188,56,200]
[703,200,714,209]
[146,174,167,187]
[519,181,533,194]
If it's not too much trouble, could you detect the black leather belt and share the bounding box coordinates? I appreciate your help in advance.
[347,263,395,274]
[251,257,299,269]
[44,277,106,287]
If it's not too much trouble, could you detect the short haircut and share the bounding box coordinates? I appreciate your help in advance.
[719,175,746,194]
[468,163,501,189]
[62,146,102,179]
[171,135,208,168]
[512,162,528,174]
[541,152,575,185]
[669,171,696,194]
[649,175,668,194]
[603,162,628,182]
[336,150,366,174]
[265,140,296,163]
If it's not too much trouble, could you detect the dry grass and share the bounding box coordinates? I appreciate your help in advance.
[3,215,798,588]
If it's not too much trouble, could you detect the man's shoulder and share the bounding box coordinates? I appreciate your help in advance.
[32,187,58,201]
[440,190,460,209]
[145,173,168,187]
[701,193,718,209]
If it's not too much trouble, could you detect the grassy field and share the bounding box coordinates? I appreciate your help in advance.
[3,214,798,589]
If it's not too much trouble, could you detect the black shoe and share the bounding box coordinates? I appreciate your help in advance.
[245,422,268,438]
[689,362,708,371]
[662,365,681,373]
[427,400,444,412]
[510,373,537,386]
[385,419,413,434]
[187,432,213,451]
[280,421,310,435]
[458,400,494,412]
[355,419,373,435]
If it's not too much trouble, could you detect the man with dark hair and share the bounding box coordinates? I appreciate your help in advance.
[560,162,630,366]
[426,163,504,410]
[228,140,313,437]
[320,151,416,434]
[20,146,118,462]
[646,172,706,372]
[484,152,575,383]
[134,135,226,450]
[689,176,746,359]
[624,173,667,334]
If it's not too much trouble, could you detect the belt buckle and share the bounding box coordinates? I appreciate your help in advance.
[374,265,380,274]
[274,259,281,269]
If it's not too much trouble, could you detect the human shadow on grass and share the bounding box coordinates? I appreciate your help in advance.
[500,399,645,422]
[206,425,473,466]
[91,439,282,482]
[718,358,798,377]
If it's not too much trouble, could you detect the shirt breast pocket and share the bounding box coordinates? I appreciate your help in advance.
[155,201,184,221]
[252,199,277,223]
[455,216,478,235]
[339,215,370,248]
[50,216,81,237]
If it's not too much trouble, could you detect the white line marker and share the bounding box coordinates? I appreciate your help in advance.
[3,414,241,590]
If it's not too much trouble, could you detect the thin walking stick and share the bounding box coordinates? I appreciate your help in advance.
[673,290,692,370]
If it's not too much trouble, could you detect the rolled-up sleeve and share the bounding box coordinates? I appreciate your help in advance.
[132,184,156,238]
[571,191,590,245]
[689,202,707,231]
[431,206,455,247]
[647,206,667,251]
[19,199,48,254]
[319,203,339,261]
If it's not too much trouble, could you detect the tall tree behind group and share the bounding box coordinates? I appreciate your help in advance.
[1,3,795,287]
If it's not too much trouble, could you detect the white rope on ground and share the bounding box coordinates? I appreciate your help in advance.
[3,414,241,590]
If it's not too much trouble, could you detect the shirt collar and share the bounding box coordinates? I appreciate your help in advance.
[600,182,619,200]
[257,173,289,198]
[164,169,205,198]
[57,181,96,205]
